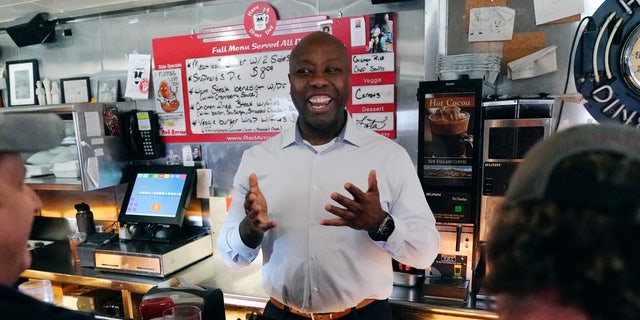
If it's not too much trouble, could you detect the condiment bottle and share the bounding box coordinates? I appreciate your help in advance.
[75,202,96,236]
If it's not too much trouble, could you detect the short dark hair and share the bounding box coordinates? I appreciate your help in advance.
[485,151,640,319]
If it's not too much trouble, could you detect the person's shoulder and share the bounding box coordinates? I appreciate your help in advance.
[0,287,94,320]
[48,306,95,320]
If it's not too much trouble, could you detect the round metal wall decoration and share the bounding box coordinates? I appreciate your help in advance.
[574,0,640,127]
[620,23,640,94]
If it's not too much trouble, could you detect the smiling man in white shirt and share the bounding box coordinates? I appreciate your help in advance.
[216,31,439,320]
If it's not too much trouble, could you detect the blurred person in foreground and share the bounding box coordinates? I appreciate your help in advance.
[216,31,439,320]
[485,124,640,320]
[0,113,94,320]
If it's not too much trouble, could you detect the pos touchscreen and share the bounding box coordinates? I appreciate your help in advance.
[118,165,196,227]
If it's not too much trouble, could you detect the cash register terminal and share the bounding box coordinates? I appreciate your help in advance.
[118,165,196,234]
[81,165,213,276]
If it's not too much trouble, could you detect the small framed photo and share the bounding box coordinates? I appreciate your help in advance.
[60,77,91,104]
[97,79,119,103]
[5,59,39,106]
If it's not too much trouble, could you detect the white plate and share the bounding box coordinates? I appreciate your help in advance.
[52,160,80,178]
[25,164,53,177]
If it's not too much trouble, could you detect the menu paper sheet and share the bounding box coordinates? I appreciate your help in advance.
[533,0,583,25]
[125,54,151,99]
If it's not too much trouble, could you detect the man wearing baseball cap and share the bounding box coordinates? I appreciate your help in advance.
[484,124,640,319]
[0,113,94,319]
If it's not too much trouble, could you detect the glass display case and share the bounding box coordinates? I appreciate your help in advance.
[0,103,132,191]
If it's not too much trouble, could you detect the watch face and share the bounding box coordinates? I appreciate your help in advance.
[380,215,394,236]
[621,24,640,94]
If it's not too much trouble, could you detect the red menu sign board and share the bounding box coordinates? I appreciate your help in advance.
[152,2,397,142]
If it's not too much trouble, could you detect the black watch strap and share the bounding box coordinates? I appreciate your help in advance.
[369,213,395,241]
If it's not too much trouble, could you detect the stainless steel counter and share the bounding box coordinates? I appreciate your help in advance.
[23,239,496,319]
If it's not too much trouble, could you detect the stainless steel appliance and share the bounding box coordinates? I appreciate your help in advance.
[417,79,486,302]
[478,99,555,241]
[468,98,555,307]
[92,234,213,277]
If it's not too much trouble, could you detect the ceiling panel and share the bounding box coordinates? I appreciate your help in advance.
[0,0,200,29]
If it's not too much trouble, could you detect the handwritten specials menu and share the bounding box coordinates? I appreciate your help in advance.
[186,50,295,134]
[152,2,397,143]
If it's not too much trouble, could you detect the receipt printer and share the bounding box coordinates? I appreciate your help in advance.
[77,232,118,267]
[139,278,225,320]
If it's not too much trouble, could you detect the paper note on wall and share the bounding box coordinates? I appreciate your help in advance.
[84,112,101,137]
[350,17,366,47]
[196,169,212,198]
[468,7,515,42]
[124,54,151,99]
[533,0,583,25]
[153,68,187,136]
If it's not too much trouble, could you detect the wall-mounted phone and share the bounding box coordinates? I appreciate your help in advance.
[123,110,165,159]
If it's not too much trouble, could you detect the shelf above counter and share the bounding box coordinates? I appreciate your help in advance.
[2,103,134,191]
[26,175,83,191]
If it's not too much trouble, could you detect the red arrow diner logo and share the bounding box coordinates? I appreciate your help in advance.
[244,1,277,39]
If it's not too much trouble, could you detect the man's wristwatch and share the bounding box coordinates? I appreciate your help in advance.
[369,213,395,241]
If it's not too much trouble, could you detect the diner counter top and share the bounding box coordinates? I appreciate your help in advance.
[23,239,497,319]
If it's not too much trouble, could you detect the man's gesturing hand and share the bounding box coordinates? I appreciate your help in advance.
[322,170,387,231]
[240,173,277,248]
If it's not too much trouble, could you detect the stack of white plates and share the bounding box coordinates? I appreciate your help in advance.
[52,160,80,178]
[436,53,501,84]
[25,164,53,177]
[25,145,80,178]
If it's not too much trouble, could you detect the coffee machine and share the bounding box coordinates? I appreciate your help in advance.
[471,98,555,306]
[478,98,555,241]
[417,79,486,302]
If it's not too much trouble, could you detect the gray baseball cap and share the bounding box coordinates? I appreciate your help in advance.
[505,124,640,210]
[0,113,65,152]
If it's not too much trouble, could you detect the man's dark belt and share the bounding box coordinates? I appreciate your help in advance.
[269,297,376,320]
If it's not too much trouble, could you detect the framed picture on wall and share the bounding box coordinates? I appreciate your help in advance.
[5,59,39,106]
[60,77,91,104]
[97,79,119,103]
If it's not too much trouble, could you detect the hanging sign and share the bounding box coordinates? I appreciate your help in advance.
[152,2,398,142]
[124,54,151,100]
